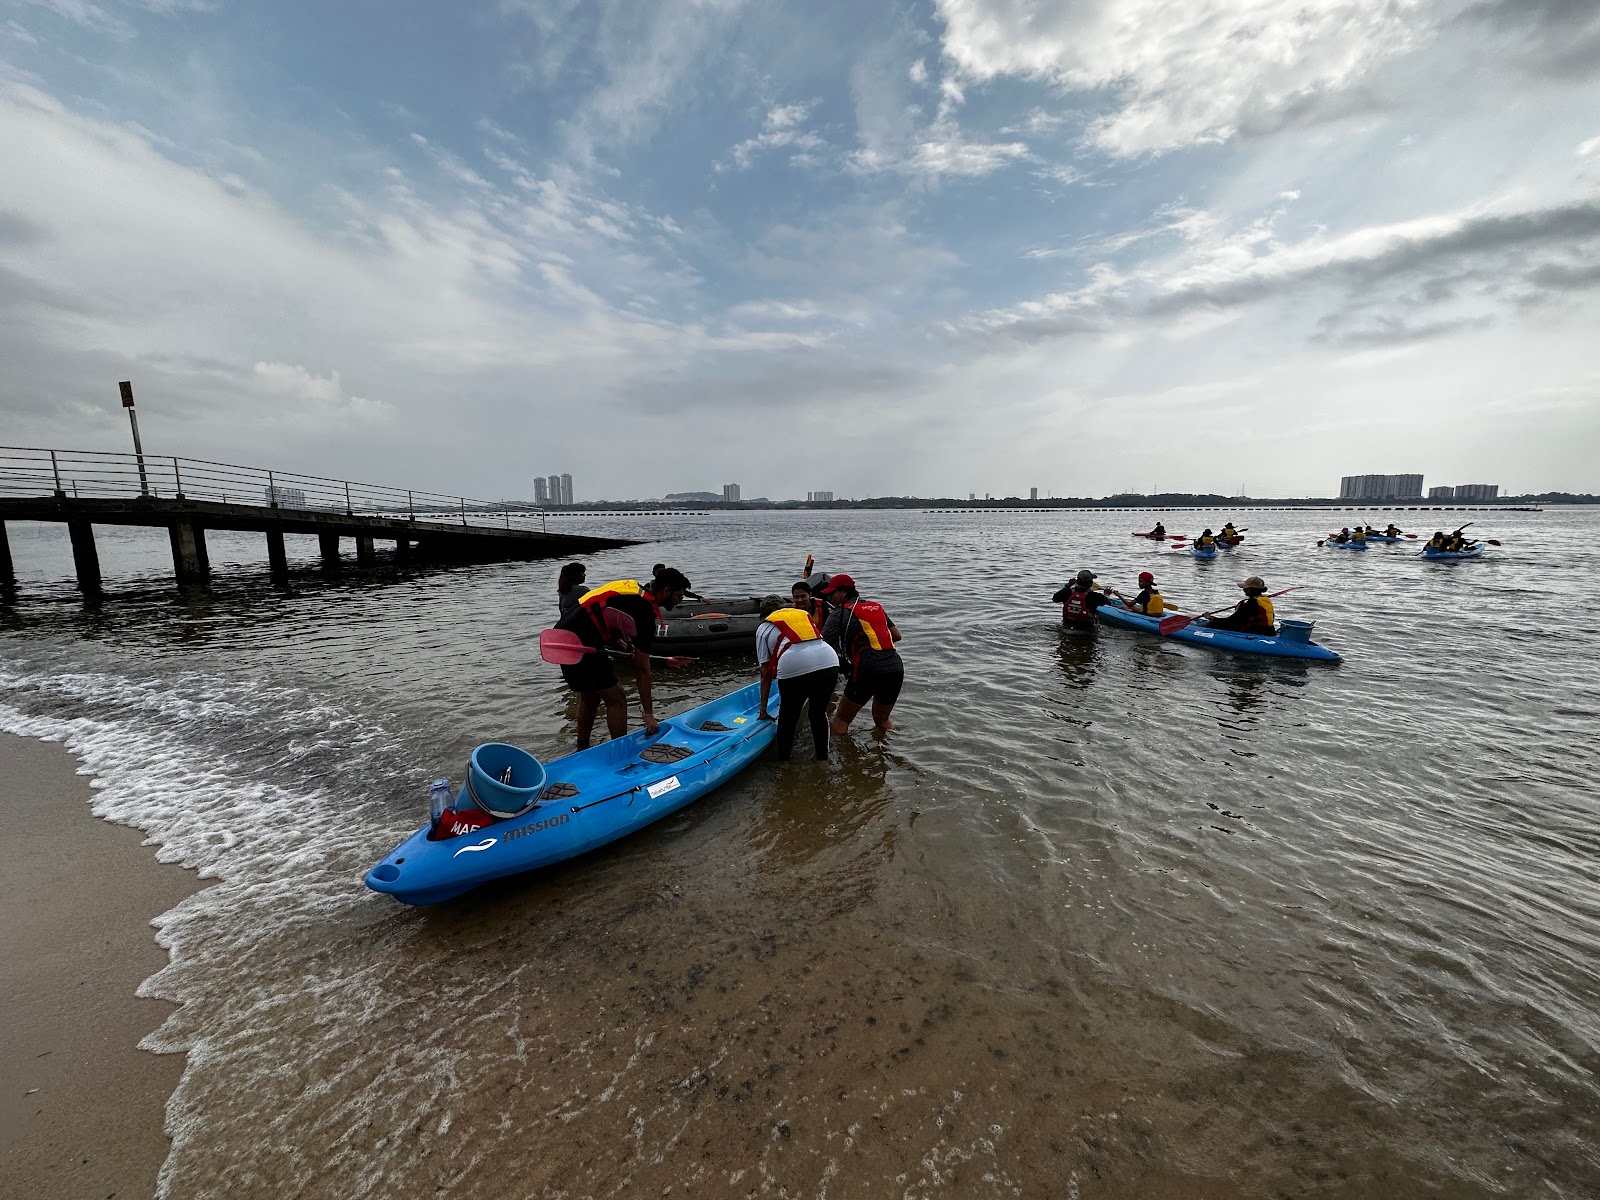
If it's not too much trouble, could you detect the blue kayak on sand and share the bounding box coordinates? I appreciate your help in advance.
[365,684,777,906]
[1095,602,1342,662]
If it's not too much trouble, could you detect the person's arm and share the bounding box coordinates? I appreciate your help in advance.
[822,606,845,649]
[758,674,774,720]
[889,623,903,643]
[755,626,776,718]
[632,650,659,735]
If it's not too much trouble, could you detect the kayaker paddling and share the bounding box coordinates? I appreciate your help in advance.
[1194,529,1217,551]
[1200,576,1277,635]
[820,574,905,736]
[1108,571,1165,616]
[555,568,691,749]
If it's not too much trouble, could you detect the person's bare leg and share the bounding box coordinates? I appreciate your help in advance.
[601,685,629,740]
[830,696,864,737]
[575,692,600,749]
[871,699,896,731]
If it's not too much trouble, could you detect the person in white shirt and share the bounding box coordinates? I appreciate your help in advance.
[754,597,840,761]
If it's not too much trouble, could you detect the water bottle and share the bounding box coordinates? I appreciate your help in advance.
[428,778,452,827]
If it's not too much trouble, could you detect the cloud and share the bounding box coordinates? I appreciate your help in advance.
[250,362,394,427]
[934,0,1437,156]
[18,0,131,38]
[717,101,828,172]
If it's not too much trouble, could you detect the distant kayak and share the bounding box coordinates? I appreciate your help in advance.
[1363,535,1406,543]
[365,683,777,906]
[1324,540,1368,551]
[1132,531,1180,539]
[1422,545,1485,560]
[1218,535,1244,547]
[1191,544,1218,559]
[1097,603,1341,662]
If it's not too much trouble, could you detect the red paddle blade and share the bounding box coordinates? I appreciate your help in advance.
[538,628,591,665]
[1157,614,1192,635]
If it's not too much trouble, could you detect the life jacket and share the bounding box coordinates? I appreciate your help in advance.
[1221,526,1236,537]
[1385,526,1400,536]
[1062,586,1094,624]
[577,580,660,640]
[1352,530,1365,542]
[1240,596,1274,630]
[1197,535,1215,548]
[840,600,897,671]
[1135,588,1165,616]
[760,607,821,679]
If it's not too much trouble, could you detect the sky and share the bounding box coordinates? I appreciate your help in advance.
[2,0,1599,502]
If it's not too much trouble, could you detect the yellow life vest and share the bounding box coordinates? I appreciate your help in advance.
[1257,596,1275,624]
[763,608,821,643]
[579,579,644,606]
[1144,591,1165,616]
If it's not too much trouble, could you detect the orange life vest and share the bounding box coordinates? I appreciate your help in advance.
[1062,587,1093,624]
[760,607,822,679]
[840,600,896,673]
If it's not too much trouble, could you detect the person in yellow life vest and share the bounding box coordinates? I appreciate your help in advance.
[1351,526,1367,545]
[1203,576,1276,634]
[1383,524,1403,537]
[755,597,840,760]
[552,568,690,749]
[1195,528,1217,550]
[1220,522,1238,540]
[819,574,905,735]
[1112,571,1165,616]
[1428,531,1447,550]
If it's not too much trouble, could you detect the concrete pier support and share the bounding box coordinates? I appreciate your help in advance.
[394,537,412,563]
[168,519,210,586]
[266,529,289,578]
[68,519,102,597]
[0,521,12,587]
[318,532,341,570]
[355,534,376,567]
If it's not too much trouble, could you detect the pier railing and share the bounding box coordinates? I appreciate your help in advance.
[0,446,548,532]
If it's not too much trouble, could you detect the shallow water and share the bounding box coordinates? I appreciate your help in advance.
[2,507,1597,1198]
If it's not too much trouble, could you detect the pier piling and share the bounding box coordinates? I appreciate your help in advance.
[318,532,341,571]
[67,519,102,597]
[168,519,210,586]
[355,534,376,567]
[266,529,289,578]
[0,522,12,587]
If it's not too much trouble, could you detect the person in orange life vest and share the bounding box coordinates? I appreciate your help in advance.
[553,568,690,749]
[755,597,839,760]
[819,574,904,735]
[1051,569,1110,628]
[1109,571,1164,616]
[790,576,828,630]
[1202,576,1276,634]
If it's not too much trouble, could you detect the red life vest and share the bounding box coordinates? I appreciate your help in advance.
[760,608,821,679]
[841,600,896,673]
[1062,587,1093,625]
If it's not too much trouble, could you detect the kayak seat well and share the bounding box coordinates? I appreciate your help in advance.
[640,743,695,764]
[538,781,580,800]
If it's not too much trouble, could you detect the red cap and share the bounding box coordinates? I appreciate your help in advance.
[819,573,855,595]
[1138,571,1154,583]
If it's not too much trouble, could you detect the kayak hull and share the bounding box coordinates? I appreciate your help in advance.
[1191,546,1218,559]
[656,596,764,653]
[1325,540,1368,550]
[365,684,777,905]
[1422,546,1485,560]
[1096,603,1341,662]
[1363,535,1405,543]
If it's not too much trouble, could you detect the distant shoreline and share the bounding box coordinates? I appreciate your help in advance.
[545,497,1572,513]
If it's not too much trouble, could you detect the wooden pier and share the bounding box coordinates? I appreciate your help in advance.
[0,447,635,596]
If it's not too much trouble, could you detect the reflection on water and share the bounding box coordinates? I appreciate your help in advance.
[1,510,1599,1197]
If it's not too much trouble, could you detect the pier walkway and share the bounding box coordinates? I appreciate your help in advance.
[0,447,635,596]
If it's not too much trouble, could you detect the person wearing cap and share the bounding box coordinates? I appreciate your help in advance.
[819,574,905,735]
[553,568,691,749]
[1202,576,1276,634]
[1051,569,1110,629]
[755,596,839,760]
[1110,571,1165,616]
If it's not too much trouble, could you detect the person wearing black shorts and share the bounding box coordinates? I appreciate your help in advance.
[554,569,690,749]
[819,573,904,736]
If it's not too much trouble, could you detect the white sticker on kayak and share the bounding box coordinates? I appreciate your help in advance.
[647,776,681,799]
[452,837,497,857]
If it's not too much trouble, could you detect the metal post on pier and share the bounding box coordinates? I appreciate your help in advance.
[408,490,415,522]
[119,381,150,497]
[459,496,466,526]
[345,482,352,515]
[268,470,278,508]
[50,451,64,498]
[173,457,185,500]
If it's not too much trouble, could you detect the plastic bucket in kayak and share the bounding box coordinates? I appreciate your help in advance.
[466,742,546,818]
[1278,619,1314,644]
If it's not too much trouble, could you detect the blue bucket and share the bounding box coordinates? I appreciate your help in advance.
[465,742,546,818]
[1277,619,1314,644]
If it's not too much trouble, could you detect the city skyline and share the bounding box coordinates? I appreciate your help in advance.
[1,3,1596,498]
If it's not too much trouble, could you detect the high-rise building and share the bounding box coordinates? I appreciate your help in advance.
[1029,487,1038,500]
[1428,485,1454,499]
[560,473,573,505]
[1454,483,1499,501]
[534,477,548,504]
[722,483,741,502]
[546,474,561,505]
[1339,473,1423,500]
[807,490,834,503]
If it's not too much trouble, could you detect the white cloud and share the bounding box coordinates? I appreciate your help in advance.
[717,101,828,171]
[18,0,131,38]
[250,363,393,427]
[934,0,1440,155]
[1579,135,1600,157]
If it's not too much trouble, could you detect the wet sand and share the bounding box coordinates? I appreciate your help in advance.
[0,732,199,1200]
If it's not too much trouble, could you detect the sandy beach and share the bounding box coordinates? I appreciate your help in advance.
[0,732,199,1200]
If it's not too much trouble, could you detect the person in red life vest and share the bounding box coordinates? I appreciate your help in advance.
[819,574,904,735]
[789,574,828,629]
[552,568,691,749]
[1051,569,1110,629]
[1202,575,1277,634]
[755,596,840,760]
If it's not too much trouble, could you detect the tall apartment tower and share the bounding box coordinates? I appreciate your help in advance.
[560,473,573,505]
[534,477,549,504]
[1030,487,1038,500]
[722,483,741,502]
[546,474,562,505]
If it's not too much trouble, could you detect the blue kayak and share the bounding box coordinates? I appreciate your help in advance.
[1363,534,1406,543]
[1096,602,1342,662]
[1191,544,1218,559]
[1422,544,1485,560]
[1324,539,1368,550]
[366,683,776,905]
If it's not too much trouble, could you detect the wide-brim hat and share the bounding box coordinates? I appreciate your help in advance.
[1238,576,1266,591]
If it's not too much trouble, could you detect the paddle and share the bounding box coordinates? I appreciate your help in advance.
[802,553,814,578]
[1157,586,1305,636]
[539,628,595,665]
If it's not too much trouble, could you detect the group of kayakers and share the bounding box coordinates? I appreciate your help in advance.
[551,564,904,761]
[1328,523,1405,545]
[1426,530,1476,552]
[1055,569,1276,634]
